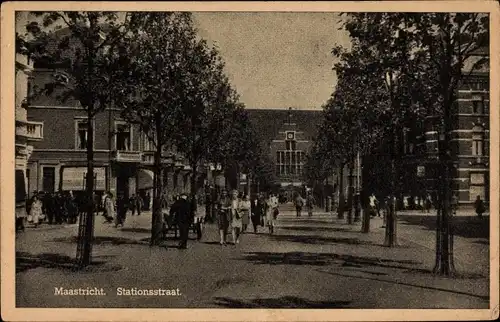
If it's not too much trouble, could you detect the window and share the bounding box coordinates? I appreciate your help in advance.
[472,100,484,114]
[142,132,154,151]
[469,173,486,202]
[76,120,90,150]
[116,123,132,151]
[285,140,296,151]
[42,166,55,193]
[472,133,484,156]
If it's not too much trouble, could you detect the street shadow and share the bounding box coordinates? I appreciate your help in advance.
[16,251,109,273]
[278,219,339,225]
[120,227,150,233]
[266,234,378,246]
[277,226,352,232]
[237,251,422,270]
[399,215,489,239]
[52,236,149,245]
[202,241,224,245]
[317,270,489,303]
[213,296,352,308]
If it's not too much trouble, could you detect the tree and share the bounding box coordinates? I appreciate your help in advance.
[333,13,426,243]
[172,54,240,199]
[20,11,131,267]
[112,12,212,246]
[411,13,489,276]
[333,13,488,268]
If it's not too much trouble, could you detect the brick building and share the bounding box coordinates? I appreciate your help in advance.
[26,101,194,203]
[25,68,194,203]
[246,107,324,198]
[397,48,490,208]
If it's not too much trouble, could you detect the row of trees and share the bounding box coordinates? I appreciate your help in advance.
[307,13,488,276]
[17,11,269,266]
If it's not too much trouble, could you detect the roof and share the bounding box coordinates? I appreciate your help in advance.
[246,108,323,148]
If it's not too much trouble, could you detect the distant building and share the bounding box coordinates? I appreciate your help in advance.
[246,107,323,198]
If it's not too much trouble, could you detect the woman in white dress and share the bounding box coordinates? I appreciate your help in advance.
[29,195,43,228]
[265,193,277,234]
[230,190,242,244]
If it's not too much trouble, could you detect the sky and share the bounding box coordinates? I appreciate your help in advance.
[17,12,352,111]
[192,12,351,110]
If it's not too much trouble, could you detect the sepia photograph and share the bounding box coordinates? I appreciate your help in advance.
[1,1,499,321]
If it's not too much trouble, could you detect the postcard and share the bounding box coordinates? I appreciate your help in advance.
[1,1,499,321]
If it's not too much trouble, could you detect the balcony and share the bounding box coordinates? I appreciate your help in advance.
[112,150,142,163]
[141,151,175,166]
[23,121,43,141]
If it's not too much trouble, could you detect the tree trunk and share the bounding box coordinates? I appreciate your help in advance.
[76,111,95,268]
[337,165,345,219]
[384,125,398,247]
[347,162,354,225]
[150,145,163,246]
[433,98,455,275]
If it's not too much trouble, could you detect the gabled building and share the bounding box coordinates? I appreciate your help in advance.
[246,107,323,198]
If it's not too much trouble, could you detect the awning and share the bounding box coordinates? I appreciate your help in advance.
[138,169,154,190]
[62,167,105,191]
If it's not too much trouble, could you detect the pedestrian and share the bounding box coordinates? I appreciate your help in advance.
[28,194,43,228]
[164,195,179,239]
[251,193,265,234]
[230,190,242,244]
[192,195,204,240]
[66,191,78,224]
[175,193,192,249]
[104,192,115,223]
[475,195,486,218]
[129,194,137,216]
[294,193,304,217]
[425,194,432,213]
[265,193,276,234]
[306,193,314,217]
[369,194,378,217]
[44,192,55,224]
[240,194,251,232]
[217,189,231,245]
[115,193,127,228]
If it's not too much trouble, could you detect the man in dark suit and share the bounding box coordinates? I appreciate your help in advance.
[174,193,192,249]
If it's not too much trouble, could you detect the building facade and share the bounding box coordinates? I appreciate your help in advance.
[15,52,42,194]
[246,108,323,198]
[26,70,194,203]
[400,48,490,208]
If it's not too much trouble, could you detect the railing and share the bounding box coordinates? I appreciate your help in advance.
[141,151,175,166]
[113,150,142,163]
[25,121,43,141]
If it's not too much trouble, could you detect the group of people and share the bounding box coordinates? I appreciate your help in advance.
[214,190,280,246]
[293,193,315,217]
[24,190,79,228]
[366,193,487,218]
[100,192,146,228]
